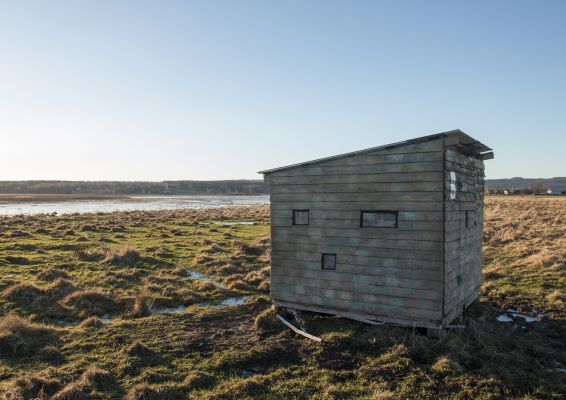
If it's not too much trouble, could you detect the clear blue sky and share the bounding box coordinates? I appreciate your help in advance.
[1,1,564,180]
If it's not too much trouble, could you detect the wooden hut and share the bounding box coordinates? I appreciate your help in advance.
[259,130,493,330]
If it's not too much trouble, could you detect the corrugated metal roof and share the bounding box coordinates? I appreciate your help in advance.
[258,129,492,175]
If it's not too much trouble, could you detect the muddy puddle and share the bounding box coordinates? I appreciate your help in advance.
[183,267,227,289]
[53,295,252,327]
[496,308,546,323]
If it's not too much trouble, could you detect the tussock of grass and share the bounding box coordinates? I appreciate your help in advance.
[78,316,103,329]
[63,289,118,316]
[103,246,141,266]
[51,384,88,400]
[37,267,72,281]
[80,367,113,389]
[74,248,106,262]
[130,297,153,318]
[126,383,182,400]
[183,371,216,390]
[372,390,398,400]
[1,282,44,302]
[211,375,269,399]
[254,307,281,332]
[194,280,218,292]
[126,340,156,358]
[431,355,462,375]
[257,280,270,293]
[0,314,56,355]
[46,278,77,297]
[9,373,61,399]
[226,280,251,291]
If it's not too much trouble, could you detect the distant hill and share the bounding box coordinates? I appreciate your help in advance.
[486,177,566,193]
[0,180,268,196]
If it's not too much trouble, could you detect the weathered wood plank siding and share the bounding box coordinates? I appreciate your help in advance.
[267,138,446,324]
[442,149,485,325]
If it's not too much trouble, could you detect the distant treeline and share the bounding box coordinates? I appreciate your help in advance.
[0,180,268,196]
[485,177,566,195]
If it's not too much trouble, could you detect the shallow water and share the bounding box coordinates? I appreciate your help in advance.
[0,195,269,216]
[496,308,545,323]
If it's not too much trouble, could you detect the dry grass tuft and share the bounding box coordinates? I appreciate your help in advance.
[547,289,565,306]
[80,366,113,389]
[51,384,88,400]
[0,314,55,355]
[254,307,281,332]
[431,355,462,374]
[126,341,155,358]
[372,390,398,400]
[194,280,218,292]
[1,282,44,302]
[46,278,77,297]
[74,248,106,262]
[63,289,118,316]
[9,373,61,399]
[37,268,71,281]
[103,246,142,266]
[183,371,216,390]
[126,383,181,400]
[78,316,104,329]
[130,297,153,318]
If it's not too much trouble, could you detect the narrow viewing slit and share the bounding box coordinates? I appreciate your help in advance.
[293,209,309,225]
[360,210,398,228]
[321,253,336,270]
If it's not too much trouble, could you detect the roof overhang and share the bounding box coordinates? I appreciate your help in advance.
[258,129,492,175]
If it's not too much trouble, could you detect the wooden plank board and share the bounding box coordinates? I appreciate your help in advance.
[269,172,444,185]
[272,265,442,290]
[272,275,441,303]
[309,151,443,168]
[272,234,443,251]
[272,242,442,261]
[271,209,444,222]
[271,217,442,231]
[268,161,443,178]
[272,291,442,321]
[271,201,443,212]
[365,139,443,155]
[270,181,443,194]
[272,258,441,281]
[270,191,443,203]
[272,226,443,242]
[272,250,441,271]
[274,299,442,328]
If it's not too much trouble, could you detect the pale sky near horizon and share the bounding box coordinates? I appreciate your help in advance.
[1,1,565,181]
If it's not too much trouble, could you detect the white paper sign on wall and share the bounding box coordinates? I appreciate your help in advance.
[450,171,457,200]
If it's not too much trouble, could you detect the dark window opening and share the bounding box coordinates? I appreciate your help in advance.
[293,209,309,225]
[321,253,336,270]
[360,210,398,228]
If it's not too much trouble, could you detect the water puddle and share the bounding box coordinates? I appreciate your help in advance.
[186,269,208,280]
[218,295,250,306]
[150,305,186,315]
[142,295,251,316]
[100,314,113,324]
[52,295,251,326]
[184,268,227,289]
[496,308,546,323]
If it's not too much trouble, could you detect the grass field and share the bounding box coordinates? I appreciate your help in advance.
[0,198,564,399]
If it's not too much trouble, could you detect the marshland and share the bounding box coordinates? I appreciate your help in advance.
[0,197,564,399]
